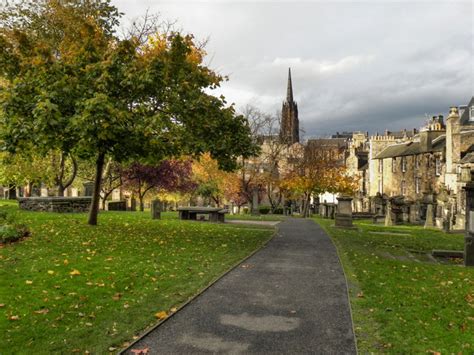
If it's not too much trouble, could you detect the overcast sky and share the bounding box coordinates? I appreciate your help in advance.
[112,0,473,138]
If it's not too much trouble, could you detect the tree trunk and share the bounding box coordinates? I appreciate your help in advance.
[57,185,65,197]
[88,152,106,226]
[139,196,144,212]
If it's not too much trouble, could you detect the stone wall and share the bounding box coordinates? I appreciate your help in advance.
[18,197,92,213]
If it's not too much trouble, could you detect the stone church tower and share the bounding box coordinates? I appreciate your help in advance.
[280,68,300,144]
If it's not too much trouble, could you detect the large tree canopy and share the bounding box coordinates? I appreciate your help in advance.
[0,0,258,224]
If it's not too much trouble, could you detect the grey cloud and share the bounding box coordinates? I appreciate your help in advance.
[112,1,473,137]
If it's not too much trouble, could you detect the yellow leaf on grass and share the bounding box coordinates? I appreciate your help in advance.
[9,315,20,321]
[155,311,167,320]
[70,269,81,276]
[170,307,177,313]
[47,270,55,275]
[25,280,33,285]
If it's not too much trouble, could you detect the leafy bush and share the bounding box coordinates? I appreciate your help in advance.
[0,212,30,243]
[243,207,249,214]
[259,206,271,215]
[273,207,284,215]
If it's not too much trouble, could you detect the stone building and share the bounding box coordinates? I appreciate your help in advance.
[346,97,474,230]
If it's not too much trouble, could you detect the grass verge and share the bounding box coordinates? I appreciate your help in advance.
[314,217,474,353]
[0,201,274,353]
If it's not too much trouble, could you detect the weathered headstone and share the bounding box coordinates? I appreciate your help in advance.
[83,182,94,197]
[463,176,474,266]
[335,196,353,228]
[151,200,161,219]
[130,198,137,212]
[424,203,434,228]
[385,201,393,226]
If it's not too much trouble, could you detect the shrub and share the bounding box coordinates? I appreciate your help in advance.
[243,207,249,214]
[259,206,271,215]
[273,207,284,215]
[0,212,30,243]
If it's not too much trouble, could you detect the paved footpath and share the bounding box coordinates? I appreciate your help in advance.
[125,218,356,354]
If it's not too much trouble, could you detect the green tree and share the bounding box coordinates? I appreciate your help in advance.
[0,0,257,225]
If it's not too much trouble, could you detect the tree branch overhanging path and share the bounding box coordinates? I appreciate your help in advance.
[0,0,258,225]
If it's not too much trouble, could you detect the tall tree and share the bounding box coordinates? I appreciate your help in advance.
[0,1,257,225]
[281,145,359,218]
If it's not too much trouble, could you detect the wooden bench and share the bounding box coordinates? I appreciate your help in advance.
[177,207,228,223]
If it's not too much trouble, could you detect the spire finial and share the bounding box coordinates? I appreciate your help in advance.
[287,67,293,103]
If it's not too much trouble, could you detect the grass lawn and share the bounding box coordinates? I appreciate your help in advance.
[314,217,474,353]
[0,201,274,353]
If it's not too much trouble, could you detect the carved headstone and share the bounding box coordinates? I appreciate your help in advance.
[335,196,353,228]
[424,203,434,228]
[463,177,474,266]
[385,201,393,226]
[151,200,161,219]
[83,182,94,197]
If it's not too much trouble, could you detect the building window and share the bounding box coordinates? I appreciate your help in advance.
[401,156,407,173]
[435,157,441,176]
[415,177,421,194]
[401,180,407,195]
[378,179,383,194]
[378,159,383,174]
[414,155,419,169]
[392,158,396,173]
[470,107,474,121]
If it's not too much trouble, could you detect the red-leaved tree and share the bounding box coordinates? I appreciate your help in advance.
[122,160,196,211]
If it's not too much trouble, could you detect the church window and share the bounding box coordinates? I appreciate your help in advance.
[415,155,420,169]
[378,179,383,194]
[392,158,396,173]
[415,177,421,194]
[378,160,383,174]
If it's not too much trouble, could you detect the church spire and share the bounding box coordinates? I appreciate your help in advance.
[286,67,294,103]
[280,68,299,145]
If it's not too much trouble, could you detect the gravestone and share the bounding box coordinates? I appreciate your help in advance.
[385,201,393,226]
[83,182,94,197]
[463,175,474,266]
[151,200,161,219]
[424,203,434,228]
[335,196,353,228]
[130,198,137,212]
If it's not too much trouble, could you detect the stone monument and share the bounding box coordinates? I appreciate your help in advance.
[151,200,161,220]
[335,196,354,228]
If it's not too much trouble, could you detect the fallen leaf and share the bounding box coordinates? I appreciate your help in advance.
[47,270,55,275]
[130,348,149,355]
[112,293,122,301]
[0,304,5,308]
[170,307,177,313]
[357,292,364,298]
[155,311,167,320]
[25,280,33,285]
[9,315,20,321]
[70,269,81,276]
[34,308,49,315]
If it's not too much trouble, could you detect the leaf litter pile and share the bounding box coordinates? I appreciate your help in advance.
[0,204,273,353]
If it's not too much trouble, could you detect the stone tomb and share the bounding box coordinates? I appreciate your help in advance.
[18,197,92,213]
